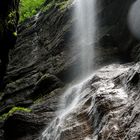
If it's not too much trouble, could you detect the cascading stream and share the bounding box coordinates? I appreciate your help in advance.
[40,0,97,139]
[41,76,95,140]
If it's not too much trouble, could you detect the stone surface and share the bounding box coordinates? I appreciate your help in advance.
[0,0,140,140]
[0,0,20,89]
[39,63,140,140]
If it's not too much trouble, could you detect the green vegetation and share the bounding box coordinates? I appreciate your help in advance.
[19,0,45,22]
[40,1,55,12]
[41,0,69,12]
[0,107,31,121]
[55,0,69,10]
[19,0,69,22]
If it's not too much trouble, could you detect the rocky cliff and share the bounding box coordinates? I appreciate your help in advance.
[0,0,19,88]
[0,0,140,140]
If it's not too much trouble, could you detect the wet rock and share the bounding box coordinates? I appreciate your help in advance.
[2,63,140,140]
[127,70,139,85]
[31,88,64,113]
[32,74,64,98]
[39,63,140,140]
[16,100,33,107]
[3,112,47,140]
[0,0,140,140]
[2,88,64,140]
[0,129,4,140]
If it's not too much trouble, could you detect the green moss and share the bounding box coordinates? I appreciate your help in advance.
[19,0,70,22]
[8,11,16,18]
[0,107,32,121]
[13,31,17,37]
[5,10,17,32]
[19,0,46,22]
[41,0,69,12]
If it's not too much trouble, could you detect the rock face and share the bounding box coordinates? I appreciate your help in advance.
[40,63,140,140]
[0,0,140,140]
[0,0,19,86]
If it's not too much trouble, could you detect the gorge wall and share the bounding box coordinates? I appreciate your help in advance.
[0,0,140,140]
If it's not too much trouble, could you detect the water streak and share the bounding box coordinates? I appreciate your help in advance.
[75,0,96,77]
[40,0,97,139]
[41,76,93,140]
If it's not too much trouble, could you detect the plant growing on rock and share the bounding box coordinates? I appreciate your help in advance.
[19,0,45,22]
[0,107,31,121]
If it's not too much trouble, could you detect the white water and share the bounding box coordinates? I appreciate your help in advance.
[75,0,96,76]
[40,0,97,139]
[40,76,94,140]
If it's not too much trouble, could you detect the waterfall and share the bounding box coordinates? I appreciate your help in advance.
[40,75,96,140]
[40,0,97,139]
[75,0,96,77]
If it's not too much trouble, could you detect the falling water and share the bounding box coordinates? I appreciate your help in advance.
[40,76,94,140]
[75,0,96,77]
[40,0,97,139]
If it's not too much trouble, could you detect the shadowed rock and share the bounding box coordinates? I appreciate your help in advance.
[0,0,19,90]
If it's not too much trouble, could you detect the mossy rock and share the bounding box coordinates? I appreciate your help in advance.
[0,107,31,121]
